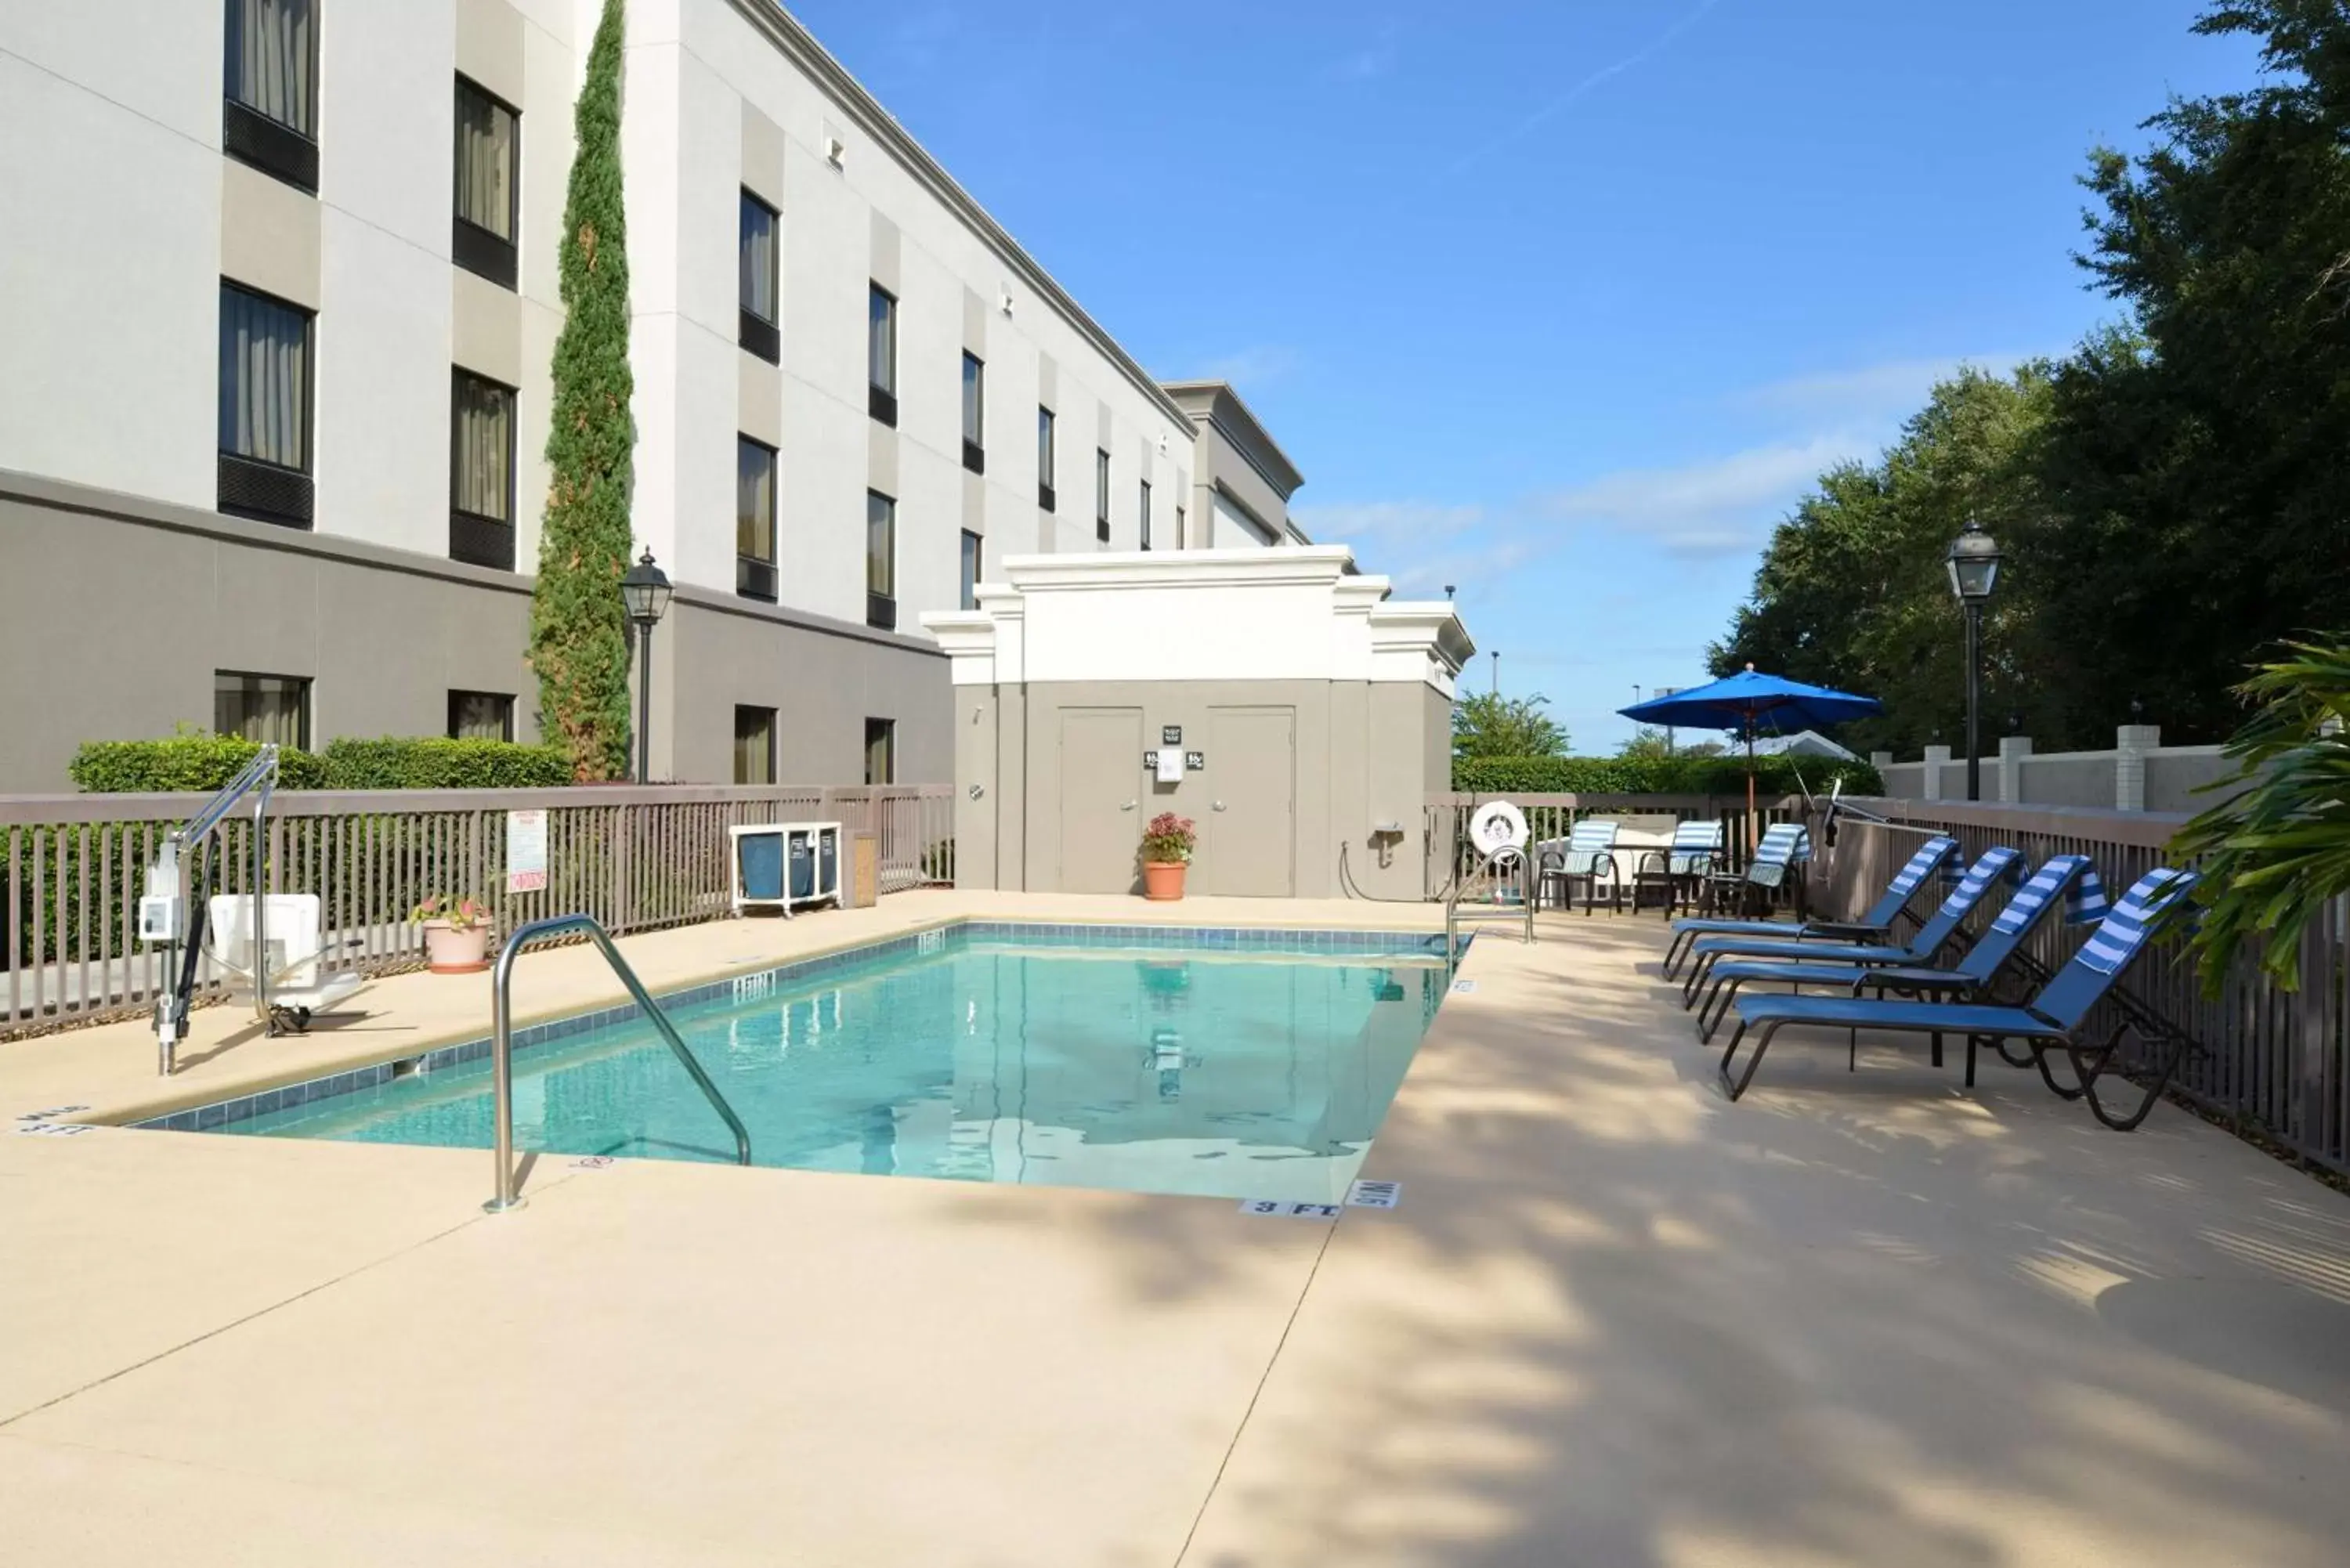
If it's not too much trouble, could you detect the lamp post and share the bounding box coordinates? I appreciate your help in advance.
[1944,520,2002,802]
[620,549,673,785]
[1490,649,1499,696]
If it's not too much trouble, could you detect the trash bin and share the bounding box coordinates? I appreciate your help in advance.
[850,831,880,909]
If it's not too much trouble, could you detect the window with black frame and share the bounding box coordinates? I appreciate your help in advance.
[450,368,517,569]
[737,436,778,601]
[866,491,896,629]
[960,352,985,473]
[215,671,311,748]
[867,284,897,425]
[1036,405,1056,510]
[1094,448,1111,543]
[734,706,777,785]
[218,282,314,526]
[864,718,895,786]
[447,690,515,741]
[223,0,319,191]
[960,529,982,611]
[739,190,780,361]
[1139,479,1152,551]
[454,77,519,288]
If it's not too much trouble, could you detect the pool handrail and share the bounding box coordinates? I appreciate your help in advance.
[484,913,753,1213]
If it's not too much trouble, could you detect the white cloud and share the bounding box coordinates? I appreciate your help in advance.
[1289,500,1535,597]
[1538,435,1865,558]
[1737,351,2041,425]
[1190,344,1300,387]
[1324,22,1401,82]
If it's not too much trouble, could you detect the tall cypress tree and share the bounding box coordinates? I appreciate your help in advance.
[529,0,634,781]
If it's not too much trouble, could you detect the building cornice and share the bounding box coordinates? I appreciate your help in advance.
[997,545,1365,593]
[734,2,1193,434]
[1161,380,1307,500]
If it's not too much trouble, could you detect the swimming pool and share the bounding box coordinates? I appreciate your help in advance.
[190,924,1453,1203]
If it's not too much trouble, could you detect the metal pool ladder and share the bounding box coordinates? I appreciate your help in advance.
[1444,846,1535,962]
[483,914,753,1213]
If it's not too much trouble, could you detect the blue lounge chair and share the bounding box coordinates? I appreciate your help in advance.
[1692,854,2105,1042]
[1716,868,2200,1121]
[1661,833,1955,979]
[1679,845,2024,1008]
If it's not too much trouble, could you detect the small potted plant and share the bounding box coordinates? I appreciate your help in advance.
[1140,812,1197,901]
[412,894,493,974]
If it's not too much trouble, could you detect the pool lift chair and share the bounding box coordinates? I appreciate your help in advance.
[137,744,367,1075]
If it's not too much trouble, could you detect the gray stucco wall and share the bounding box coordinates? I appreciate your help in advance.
[0,471,535,791]
[653,591,951,786]
[0,470,952,792]
[956,676,1445,900]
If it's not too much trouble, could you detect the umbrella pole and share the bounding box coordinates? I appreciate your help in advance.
[1745,718,1757,853]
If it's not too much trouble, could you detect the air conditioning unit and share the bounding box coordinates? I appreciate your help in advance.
[729,821,843,916]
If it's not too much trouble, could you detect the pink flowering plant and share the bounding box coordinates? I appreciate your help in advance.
[1141,812,1197,865]
[411,894,492,931]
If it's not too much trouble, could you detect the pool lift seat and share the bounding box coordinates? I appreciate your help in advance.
[137,742,366,1074]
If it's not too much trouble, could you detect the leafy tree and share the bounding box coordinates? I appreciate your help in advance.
[2169,638,2350,994]
[1709,366,2056,754]
[2030,0,2350,743]
[1452,692,1567,761]
[1618,728,1724,759]
[528,0,636,782]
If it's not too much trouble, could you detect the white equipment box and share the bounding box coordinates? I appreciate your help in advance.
[729,821,843,916]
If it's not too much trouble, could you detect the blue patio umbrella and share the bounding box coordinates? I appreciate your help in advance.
[1619,665,1882,836]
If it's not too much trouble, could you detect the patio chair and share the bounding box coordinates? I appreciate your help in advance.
[1692,854,2104,1042]
[1663,833,1956,980]
[1716,868,2200,1120]
[1680,845,2026,1009]
[1542,820,1623,916]
[1632,819,1724,916]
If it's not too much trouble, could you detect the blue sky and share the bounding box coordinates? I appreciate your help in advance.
[786,0,2264,750]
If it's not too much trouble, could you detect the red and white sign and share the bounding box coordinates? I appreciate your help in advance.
[506,809,548,894]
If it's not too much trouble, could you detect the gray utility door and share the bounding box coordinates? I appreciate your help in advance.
[1202,706,1296,896]
[1058,707,1144,893]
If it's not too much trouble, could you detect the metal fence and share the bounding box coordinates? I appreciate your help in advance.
[1423,793,1810,902]
[1817,798,2349,1176]
[2,783,954,1039]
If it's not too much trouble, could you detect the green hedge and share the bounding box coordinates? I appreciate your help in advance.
[69,735,572,793]
[69,736,331,793]
[1452,754,1883,797]
[317,737,573,790]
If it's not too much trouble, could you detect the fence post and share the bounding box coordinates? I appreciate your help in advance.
[1998,735,2032,805]
[2115,724,2160,812]
[1922,745,1951,803]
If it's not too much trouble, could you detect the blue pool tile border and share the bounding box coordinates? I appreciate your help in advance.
[137,920,1459,1133]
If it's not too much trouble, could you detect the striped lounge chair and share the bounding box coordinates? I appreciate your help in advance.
[1717,867,2200,1121]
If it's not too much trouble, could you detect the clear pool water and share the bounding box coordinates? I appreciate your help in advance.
[228,935,1449,1202]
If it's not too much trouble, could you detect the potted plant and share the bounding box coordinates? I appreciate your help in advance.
[412,894,494,974]
[1140,812,1197,901]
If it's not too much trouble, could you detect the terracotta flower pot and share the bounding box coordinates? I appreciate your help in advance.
[1142,861,1188,901]
[421,920,491,974]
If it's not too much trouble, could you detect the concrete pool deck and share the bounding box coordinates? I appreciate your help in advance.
[6,895,2350,1564]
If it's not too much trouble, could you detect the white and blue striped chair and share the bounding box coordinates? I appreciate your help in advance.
[1632,818,1725,916]
[1538,819,1623,916]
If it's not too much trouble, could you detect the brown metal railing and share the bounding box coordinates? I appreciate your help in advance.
[2,783,954,1039]
[1423,793,1810,903]
[1815,798,2350,1176]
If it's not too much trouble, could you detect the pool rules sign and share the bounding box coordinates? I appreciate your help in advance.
[506,809,548,894]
